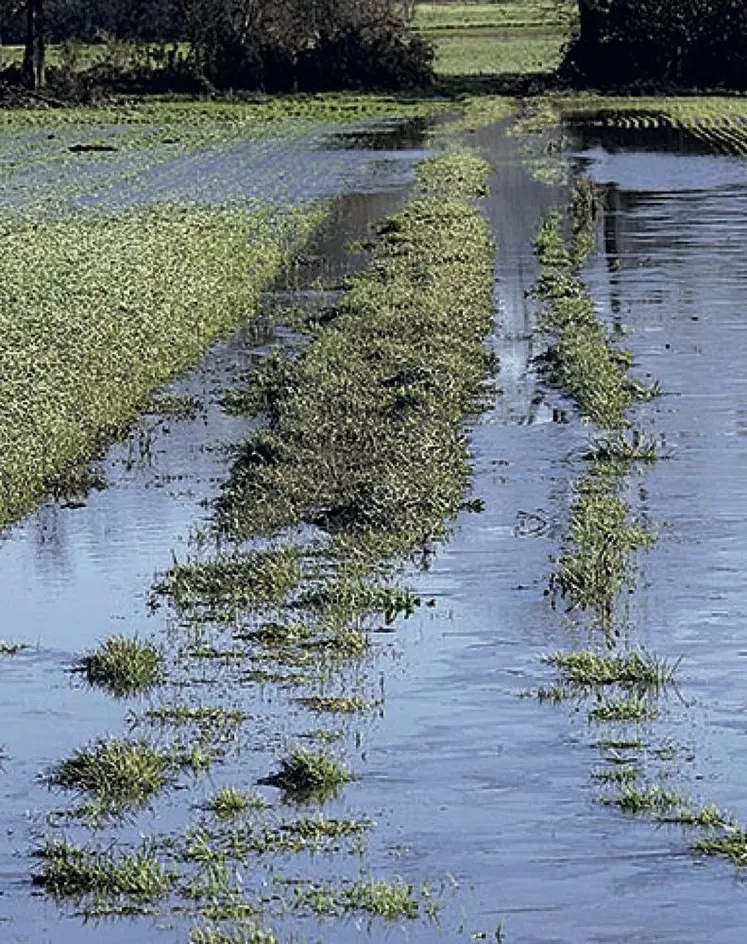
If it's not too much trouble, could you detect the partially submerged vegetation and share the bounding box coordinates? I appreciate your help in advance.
[78,635,162,697]
[35,148,496,934]
[265,749,352,803]
[531,180,655,620]
[544,649,674,689]
[48,736,206,814]
[550,466,651,618]
[35,838,172,905]
[531,172,747,881]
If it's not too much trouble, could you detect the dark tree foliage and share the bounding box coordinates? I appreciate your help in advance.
[568,0,747,88]
[184,0,433,91]
[1,0,431,92]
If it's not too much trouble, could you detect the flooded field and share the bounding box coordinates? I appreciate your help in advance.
[3,100,747,944]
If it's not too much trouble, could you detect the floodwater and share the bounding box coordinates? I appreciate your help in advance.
[3,109,747,943]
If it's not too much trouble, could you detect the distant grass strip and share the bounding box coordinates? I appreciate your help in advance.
[0,204,319,532]
[553,96,747,158]
[532,193,650,429]
[414,0,574,32]
[216,158,494,553]
[550,464,651,619]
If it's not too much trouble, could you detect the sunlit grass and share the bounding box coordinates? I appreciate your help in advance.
[0,204,319,532]
[79,635,162,697]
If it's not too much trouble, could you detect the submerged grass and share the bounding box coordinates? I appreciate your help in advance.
[550,465,652,619]
[216,192,494,552]
[415,152,491,198]
[191,926,278,944]
[544,649,673,688]
[35,838,171,904]
[265,749,351,803]
[205,788,266,821]
[551,96,747,159]
[154,547,302,616]
[294,875,422,920]
[588,693,658,723]
[532,199,651,430]
[38,149,497,930]
[695,826,747,865]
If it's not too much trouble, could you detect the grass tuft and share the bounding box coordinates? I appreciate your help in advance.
[48,737,173,812]
[205,788,265,820]
[588,693,659,723]
[79,635,162,697]
[190,927,278,944]
[694,826,747,865]
[266,748,351,802]
[544,649,674,688]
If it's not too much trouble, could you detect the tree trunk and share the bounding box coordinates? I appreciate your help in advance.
[21,0,44,90]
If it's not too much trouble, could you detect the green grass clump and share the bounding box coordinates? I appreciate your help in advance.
[544,649,674,688]
[297,876,421,920]
[155,547,302,614]
[79,635,162,697]
[591,765,640,785]
[35,838,171,903]
[694,826,747,864]
[601,784,680,815]
[665,803,729,829]
[416,152,491,198]
[266,748,351,802]
[48,737,173,812]
[584,432,658,465]
[139,703,247,733]
[589,693,658,723]
[191,927,278,944]
[551,466,652,620]
[299,695,371,713]
[206,788,265,820]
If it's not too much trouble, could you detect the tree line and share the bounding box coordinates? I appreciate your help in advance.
[572,0,747,87]
[0,0,431,92]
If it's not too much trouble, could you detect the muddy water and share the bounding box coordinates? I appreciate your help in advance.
[4,112,747,944]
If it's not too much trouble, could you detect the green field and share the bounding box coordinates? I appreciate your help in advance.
[416,0,576,79]
[414,0,573,32]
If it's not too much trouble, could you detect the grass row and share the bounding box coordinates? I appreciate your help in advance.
[36,150,497,927]
[213,154,494,551]
[532,174,747,873]
[531,179,655,620]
